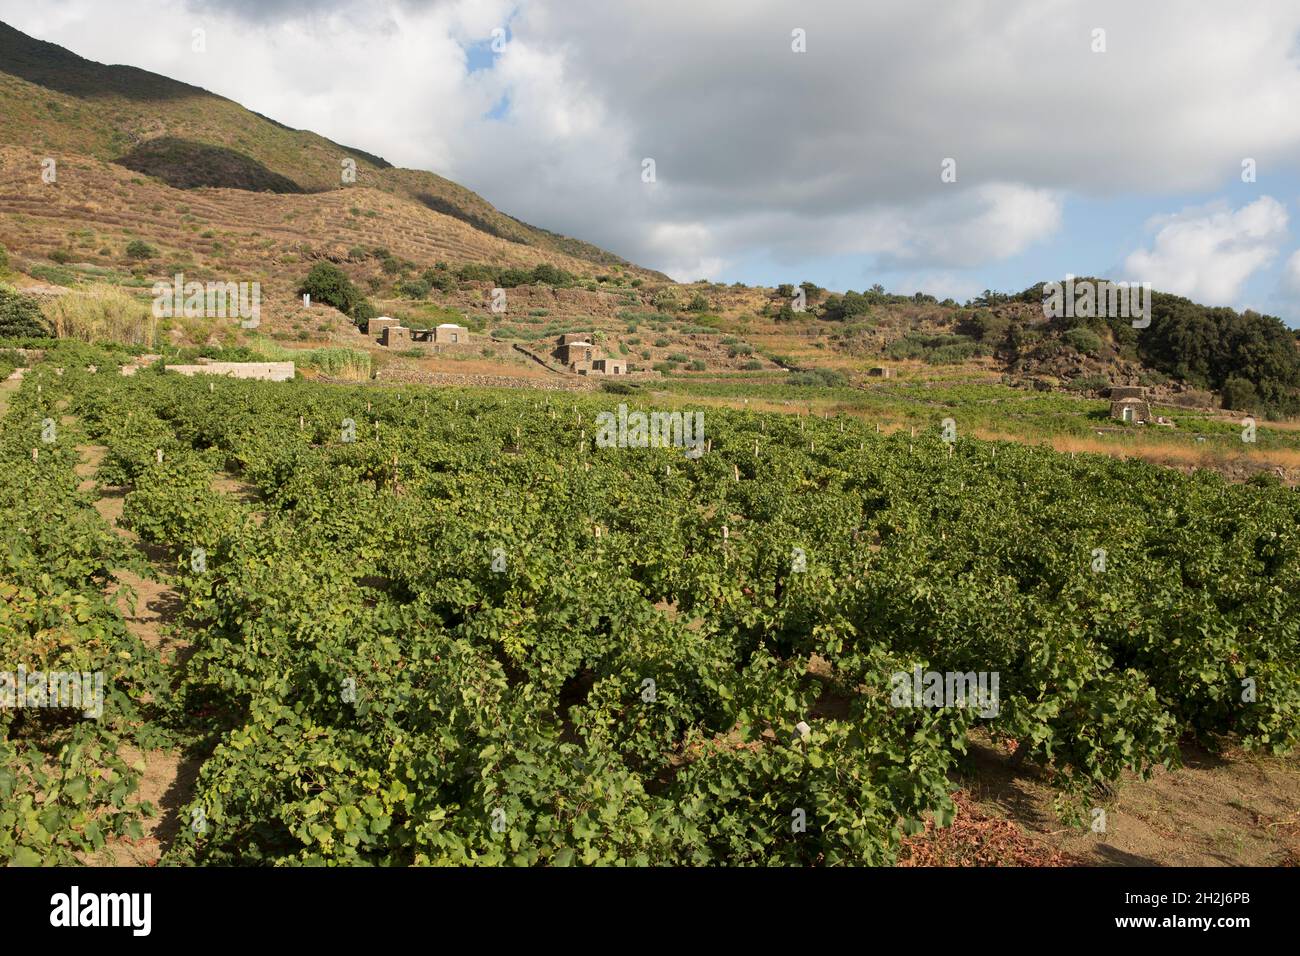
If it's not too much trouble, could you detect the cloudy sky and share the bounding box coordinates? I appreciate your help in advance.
[6,0,1300,321]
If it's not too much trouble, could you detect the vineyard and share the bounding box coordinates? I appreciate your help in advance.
[3,358,1300,866]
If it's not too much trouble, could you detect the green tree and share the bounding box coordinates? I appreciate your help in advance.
[1220,376,1259,411]
[298,263,374,326]
[0,285,52,337]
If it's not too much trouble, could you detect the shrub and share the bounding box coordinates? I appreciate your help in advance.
[352,299,379,325]
[1065,373,1110,393]
[956,310,1010,343]
[423,269,457,294]
[686,292,710,312]
[397,279,431,299]
[688,359,707,371]
[885,333,983,364]
[651,289,679,312]
[496,268,531,288]
[1063,326,1103,356]
[600,381,639,395]
[125,240,158,261]
[49,249,74,264]
[530,263,576,287]
[0,285,52,338]
[654,337,670,348]
[742,359,763,370]
[0,243,9,273]
[29,265,76,286]
[456,263,497,283]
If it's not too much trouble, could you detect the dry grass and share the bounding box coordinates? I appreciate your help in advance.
[42,283,155,345]
[1003,430,1300,477]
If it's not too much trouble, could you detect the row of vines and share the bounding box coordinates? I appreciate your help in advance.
[4,359,1299,864]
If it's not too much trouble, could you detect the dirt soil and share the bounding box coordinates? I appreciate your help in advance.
[74,439,199,866]
[916,734,1300,867]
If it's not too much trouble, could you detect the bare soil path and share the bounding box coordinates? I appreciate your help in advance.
[903,733,1300,866]
[72,439,199,866]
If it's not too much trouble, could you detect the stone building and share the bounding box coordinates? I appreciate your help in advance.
[559,340,596,371]
[432,323,468,344]
[380,325,409,347]
[1109,385,1152,423]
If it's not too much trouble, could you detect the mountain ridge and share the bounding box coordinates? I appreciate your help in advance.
[0,19,656,275]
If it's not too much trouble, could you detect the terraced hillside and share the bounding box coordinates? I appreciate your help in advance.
[0,20,655,277]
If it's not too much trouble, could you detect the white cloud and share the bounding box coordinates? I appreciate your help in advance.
[1281,248,1300,293]
[4,0,1300,292]
[1124,197,1289,304]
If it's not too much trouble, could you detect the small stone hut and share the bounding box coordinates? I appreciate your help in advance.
[1109,385,1152,423]
[559,341,596,371]
[433,323,468,344]
[369,317,400,342]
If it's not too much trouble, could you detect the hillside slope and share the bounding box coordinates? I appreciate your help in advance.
[0,20,654,274]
